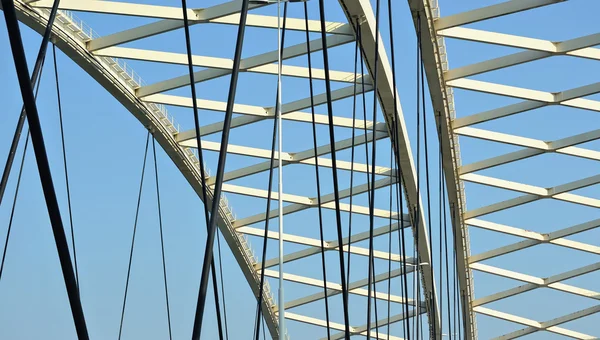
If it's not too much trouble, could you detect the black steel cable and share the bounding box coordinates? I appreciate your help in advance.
[0,0,61,208]
[303,2,331,338]
[180,1,227,337]
[384,0,412,335]
[386,137,394,337]
[0,130,29,282]
[52,44,79,289]
[252,4,289,339]
[345,17,360,287]
[190,1,250,337]
[316,0,351,336]
[419,32,436,340]
[152,137,173,340]
[0,61,45,282]
[438,126,444,336]
[366,0,382,337]
[451,204,461,340]
[118,132,150,340]
[441,153,452,338]
[2,1,89,337]
[354,21,381,339]
[453,221,457,340]
[216,230,230,340]
[415,11,422,338]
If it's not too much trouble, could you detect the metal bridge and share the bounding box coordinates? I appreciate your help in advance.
[0,0,598,339]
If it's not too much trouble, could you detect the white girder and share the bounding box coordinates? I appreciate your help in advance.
[432,0,600,338]
[284,266,419,311]
[475,305,600,340]
[179,137,394,180]
[260,269,419,308]
[468,218,600,263]
[29,0,354,38]
[239,221,413,269]
[92,46,370,85]
[213,129,389,187]
[285,312,405,340]
[136,33,355,97]
[433,0,564,31]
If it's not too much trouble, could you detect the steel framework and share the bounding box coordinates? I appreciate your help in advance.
[415,0,600,339]
[3,0,596,339]
[2,0,441,338]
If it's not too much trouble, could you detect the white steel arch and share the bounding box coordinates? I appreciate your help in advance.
[414,0,600,339]
[5,0,441,338]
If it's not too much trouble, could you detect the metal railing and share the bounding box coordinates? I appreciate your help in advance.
[57,9,180,133]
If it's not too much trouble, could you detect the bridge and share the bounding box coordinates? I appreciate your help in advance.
[0,0,598,339]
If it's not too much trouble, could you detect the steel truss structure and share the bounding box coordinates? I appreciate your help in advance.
[2,0,597,339]
[415,0,600,339]
[2,0,444,338]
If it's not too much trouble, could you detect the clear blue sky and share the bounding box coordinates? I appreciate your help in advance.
[0,0,599,339]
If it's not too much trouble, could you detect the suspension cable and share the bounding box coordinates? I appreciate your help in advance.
[384,0,412,336]
[355,22,381,336]
[387,133,394,337]
[215,230,230,340]
[345,16,360,287]
[180,0,227,337]
[366,0,382,337]
[0,0,61,208]
[439,125,444,336]
[451,204,461,340]
[190,0,250,337]
[118,132,150,340]
[52,44,80,290]
[317,0,350,336]
[0,59,46,282]
[419,25,436,340]
[151,137,173,340]
[0,130,29,282]
[253,4,289,339]
[302,2,331,338]
[415,12,423,339]
[2,1,89,337]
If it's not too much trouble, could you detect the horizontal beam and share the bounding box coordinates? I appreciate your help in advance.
[475,306,598,339]
[463,173,600,218]
[447,79,600,107]
[445,31,600,81]
[93,46,369,84]
[230,174,399,227]
[471,262,600,306]
[234,174,397,228]
[179,138,392,180]
[260,269,417,309]
[495,305,600,339]
[255,220,413,269]
[468,218,600,263]
[137,33,355,97]
[434,0,565,30]
[283,266,418,310]
[81,1,351,51]
[217,128,388,186]
[285,312,404,340]
[328,309,419,340]
[456,127,600,174]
